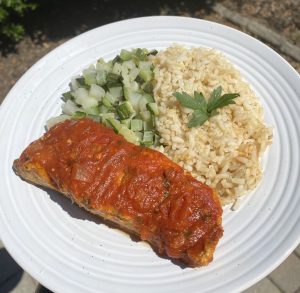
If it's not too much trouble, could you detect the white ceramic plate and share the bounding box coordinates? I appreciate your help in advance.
[0,16,300,293]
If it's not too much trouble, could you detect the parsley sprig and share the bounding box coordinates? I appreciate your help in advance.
[173,86,240,128]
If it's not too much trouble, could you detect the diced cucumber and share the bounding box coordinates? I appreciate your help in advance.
[128,67,139,81]
[102,96,114,109]
[107,72,120,83]
[130,119,143,131]
[79,96,98,110]
[72,111,86,119]
[147,49,158,56]
[146,103,159,115]
[89,84,105,101]
[122,60,136,69]
[139,70,152,82]
[124,88,142,111]
[46,115,71,130]
[140,110,151,121]
[142,81,154,94]
[142,131,154,146]
[71,76,81,91]
[101,113,115,125]
[105,92,120,105]
[129,81,139,91]
[62,100,81,115]
[83,68,97,85]
[99,104,110,114]
[120,49,133,61]
[84,106,100,115]
[96,70,107,86]
[138,97,148,112]
[106,81,123,89]
[112,62,122,75]
[74,87,89,105]
[76,77,88,88]
[143,93,155,103]
[119,126,139,144]
[143,120,154,131]
[120,118,131,128]
[87,114,101,123]
[123,86,131,100]
[139,61,152,71]
[96,58,112,71]
[112,55,122,64]
[109,86,123,100]
[134,131,143,141]
[154,134,161,146]
[121,66,129,80]
[56,48,161,147]
[117,101,135,119]
[135,48,147,61]
[106,117,122,133]
[62,91,74,101]
[135,75,144,84]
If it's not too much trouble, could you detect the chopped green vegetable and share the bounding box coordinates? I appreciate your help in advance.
[120,49,133,61]
[112,55,122,64]
[140,110,151,121]
[120,118,131,128]
[96,70,107,86]
[83,68,97,85]
[147,49,158,56]
[141,131,154,146]
[142,81,154,93]
[117,101,135,119]
[62,91,74,101]
[143,120,154,131]
[87,114,101,123]
[173,86,239,128]
[56,48,160,147]
[102,96,114,109]
[72,111,86,119]
[101,113,115,125]
[134,131,143,141]
[99,105,110,114]
[85,106,100,115]
[76,77,88,88]
[119,126,139,144]
[106,117,122,133]
[146,103,159,116]
[130,119,143,131]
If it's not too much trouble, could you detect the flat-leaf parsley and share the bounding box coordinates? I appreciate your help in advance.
[173,86,239,128]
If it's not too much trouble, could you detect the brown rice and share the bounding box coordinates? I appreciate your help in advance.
[151,45,272,206]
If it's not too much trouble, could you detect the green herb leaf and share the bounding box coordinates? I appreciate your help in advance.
[188,109,209,128]
[207,86,222,112]
[194,91,207,112]
[173,86,240,128]
[173,92,202,110]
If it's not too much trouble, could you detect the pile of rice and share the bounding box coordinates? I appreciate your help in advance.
[151,45,272,206]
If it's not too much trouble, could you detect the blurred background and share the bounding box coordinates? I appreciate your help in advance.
[0,0,299,292]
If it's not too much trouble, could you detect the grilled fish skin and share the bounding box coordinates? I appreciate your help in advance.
[13,118,223,266]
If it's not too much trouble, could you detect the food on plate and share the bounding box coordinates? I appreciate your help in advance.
[13,118,223,266]
[47,45,272,206]
[173,87,240,128]
[47,48,160,147]
[152,45,272,205]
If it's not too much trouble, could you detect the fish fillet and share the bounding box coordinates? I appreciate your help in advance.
[13,118,223,266]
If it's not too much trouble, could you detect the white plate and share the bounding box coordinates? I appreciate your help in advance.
[0,16,300,293]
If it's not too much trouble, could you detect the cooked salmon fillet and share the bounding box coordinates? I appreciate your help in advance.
[13,118,223,266]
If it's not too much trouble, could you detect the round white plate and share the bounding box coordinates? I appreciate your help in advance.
[0,16,300,293]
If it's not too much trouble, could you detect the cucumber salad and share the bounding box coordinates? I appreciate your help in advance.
[47,48,160,146]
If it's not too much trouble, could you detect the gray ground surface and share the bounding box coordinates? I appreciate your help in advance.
[1,1,299,292]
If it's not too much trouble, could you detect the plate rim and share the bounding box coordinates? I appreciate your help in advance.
[0,16,300,293]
